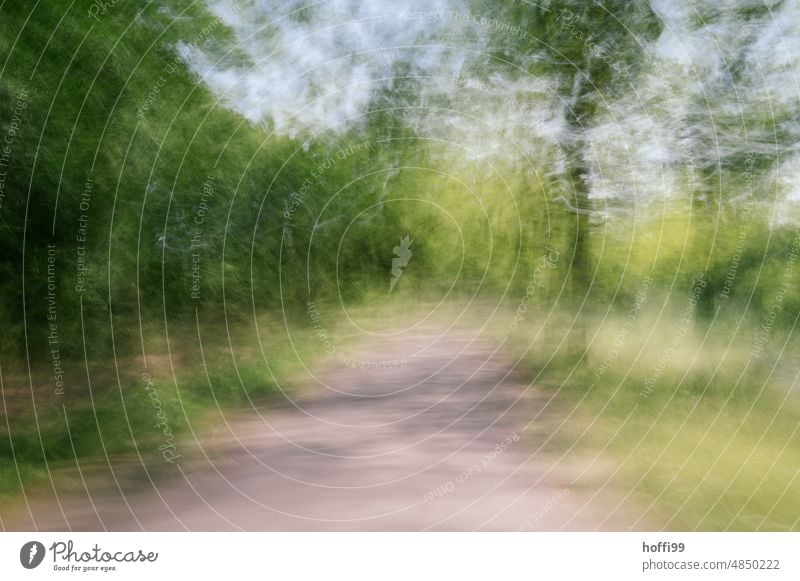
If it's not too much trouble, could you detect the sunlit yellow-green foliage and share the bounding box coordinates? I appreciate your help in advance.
[498,300,800,530]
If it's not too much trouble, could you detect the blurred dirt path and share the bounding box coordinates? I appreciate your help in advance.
[4,324,649,531]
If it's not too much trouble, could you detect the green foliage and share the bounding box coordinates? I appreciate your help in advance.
[1,0,799,529]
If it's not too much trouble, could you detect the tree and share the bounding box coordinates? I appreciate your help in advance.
[481,0,662,303]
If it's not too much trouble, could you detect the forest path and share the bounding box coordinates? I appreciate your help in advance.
[5,322,649,531]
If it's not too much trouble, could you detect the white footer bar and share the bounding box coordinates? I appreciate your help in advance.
[1,533,797,580]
